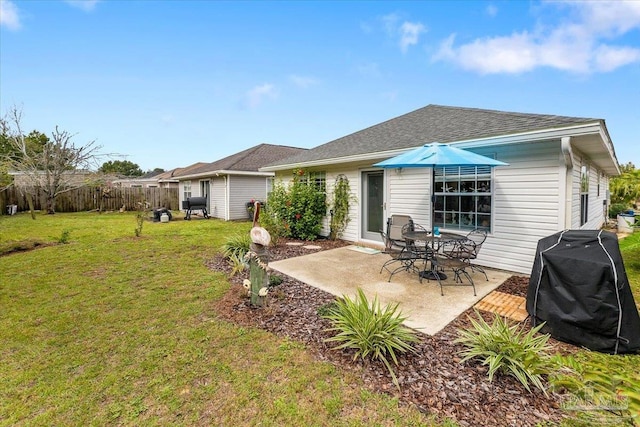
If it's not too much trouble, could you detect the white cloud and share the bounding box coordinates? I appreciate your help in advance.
[64,0,100,12]
[289,75,319,89]
[433,0,640,74]
[380,13,426,53]
[593,44,640,72]
[244,83,277,109]
[399,21,426,53]
[0,0,21,30]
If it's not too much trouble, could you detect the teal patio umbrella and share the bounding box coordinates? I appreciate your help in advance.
[373,142,508,237]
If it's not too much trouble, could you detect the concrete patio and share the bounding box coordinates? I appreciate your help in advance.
[269,245,515,335]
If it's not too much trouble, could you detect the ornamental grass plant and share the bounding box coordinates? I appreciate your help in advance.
[455,311,552,395]
[322,288,419,388]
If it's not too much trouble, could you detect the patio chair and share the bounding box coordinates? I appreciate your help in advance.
[380,215,412,253]
[431,248,477,296]
[379,215,416,281]
[456,229,488,281]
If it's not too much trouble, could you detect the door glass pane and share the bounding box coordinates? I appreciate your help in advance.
[367,173,383,233]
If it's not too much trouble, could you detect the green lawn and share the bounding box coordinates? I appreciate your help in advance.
[1,213,639,426]
[0,212,438,426]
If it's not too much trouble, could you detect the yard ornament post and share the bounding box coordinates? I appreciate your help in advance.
[244,201,271,307]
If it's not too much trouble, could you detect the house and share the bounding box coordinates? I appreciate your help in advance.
[260,104,620,274]
[111,167,195,189]
[173,144,307,221]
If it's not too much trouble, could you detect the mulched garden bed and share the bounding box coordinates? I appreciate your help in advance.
[207,238,579,427]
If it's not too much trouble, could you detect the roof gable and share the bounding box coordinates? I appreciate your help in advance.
[173,144,306,178]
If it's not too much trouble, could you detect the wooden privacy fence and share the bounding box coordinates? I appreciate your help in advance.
[0,186,178,215]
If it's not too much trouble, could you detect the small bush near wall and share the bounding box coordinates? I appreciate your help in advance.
[267,171,326,241]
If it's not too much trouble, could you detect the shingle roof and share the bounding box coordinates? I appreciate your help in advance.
[173,144,306,178]
[265,104,600,167]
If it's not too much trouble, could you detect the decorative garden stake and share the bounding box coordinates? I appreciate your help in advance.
[245,201,271,307]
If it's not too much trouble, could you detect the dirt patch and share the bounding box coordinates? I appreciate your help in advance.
[0,239,57,257]
[208,238,578,427]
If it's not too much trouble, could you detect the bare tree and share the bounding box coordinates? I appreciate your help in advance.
[1,105,103,216]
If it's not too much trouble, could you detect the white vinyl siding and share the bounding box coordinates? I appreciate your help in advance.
[210,176,226,220]
[381,141,564,274]
[272,139,613,275]
[480,141,562,273]
[227,175,268,221]
[386,167,430,226]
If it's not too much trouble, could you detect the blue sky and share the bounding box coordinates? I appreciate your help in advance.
[1,0,639,172]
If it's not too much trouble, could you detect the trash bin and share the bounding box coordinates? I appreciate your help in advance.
[617,211,635,233]
[6,204,17,215]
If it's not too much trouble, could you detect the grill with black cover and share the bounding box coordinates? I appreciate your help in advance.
[527,229,640,354]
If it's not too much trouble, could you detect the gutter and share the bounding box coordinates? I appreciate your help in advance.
[561,136,573,169]
[174,170,275,180]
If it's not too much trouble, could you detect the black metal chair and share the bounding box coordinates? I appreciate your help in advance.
[431,240,476,296]
[379,215,416,281]
[457,229,488,280]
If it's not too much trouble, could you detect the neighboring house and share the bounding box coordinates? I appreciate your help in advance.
[111,168,188,189]
[261,104,620,274]
[173,144,307,221]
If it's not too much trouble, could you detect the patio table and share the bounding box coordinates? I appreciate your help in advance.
[403,230,466,281]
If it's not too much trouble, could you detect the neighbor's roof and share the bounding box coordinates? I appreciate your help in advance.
[263,104,603,168]
[173,144,307,179]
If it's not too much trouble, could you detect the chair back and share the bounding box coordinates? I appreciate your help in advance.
[388,215,412,242]
[464,229,487,257]
[380,215,412,252]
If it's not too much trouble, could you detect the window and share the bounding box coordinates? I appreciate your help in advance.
[580,164,589,226]
[266,177,274,198]
[300,171,326,192]
[183,181,192,201]
[433,166,493,232]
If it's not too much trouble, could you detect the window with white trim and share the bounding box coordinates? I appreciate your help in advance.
[301,171,326,192]
[433,166,493,232]
[183,181,192,201]
[580,164,589,226]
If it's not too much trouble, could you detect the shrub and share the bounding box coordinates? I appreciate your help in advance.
[322,288,419,388]
[609,202,631,219]
[268,274,283,287]
[221,233,252,260]
[328,174,355,240]
[258,204,287,246]
[267,172,326,241]
[455,311,551,394]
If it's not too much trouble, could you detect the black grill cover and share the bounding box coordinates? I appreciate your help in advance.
[527,230,640,354]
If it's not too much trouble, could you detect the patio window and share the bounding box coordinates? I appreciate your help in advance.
[580,164,589,226]
[183,181,192,201]
[433,166,493,232]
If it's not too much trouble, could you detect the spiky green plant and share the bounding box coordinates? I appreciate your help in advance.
[323,288,419,388]
[227,253,247,278]
[548,352,640,425]
[221,233,252,260]
[455,311,551,395]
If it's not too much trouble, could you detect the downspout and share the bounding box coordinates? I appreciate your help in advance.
[224,175,229,221]
[561,137,574,229]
